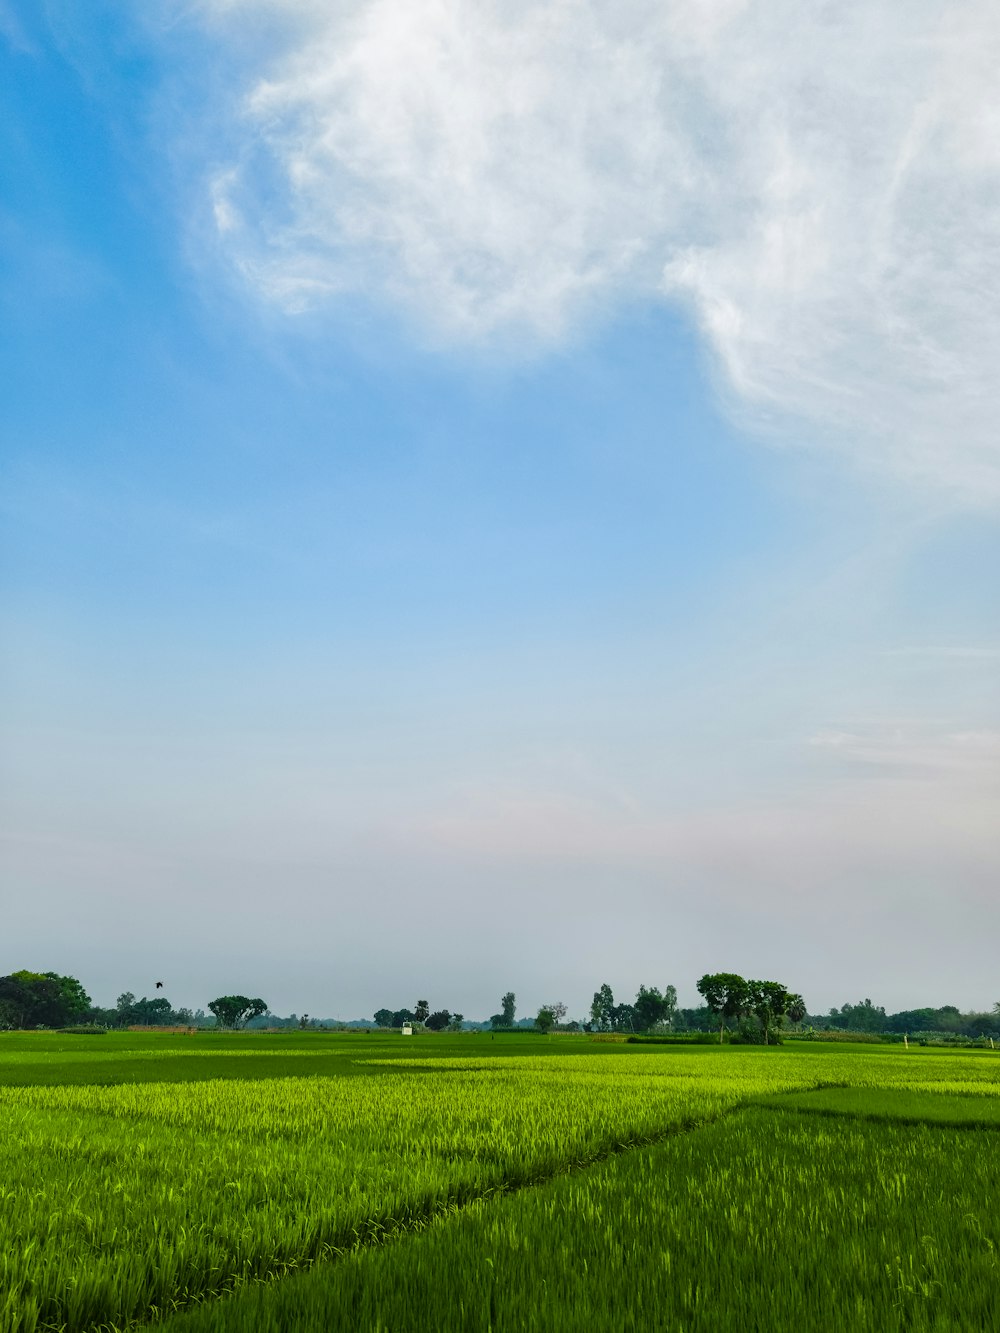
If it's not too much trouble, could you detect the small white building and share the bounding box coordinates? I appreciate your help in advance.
[401,1023,413,1036]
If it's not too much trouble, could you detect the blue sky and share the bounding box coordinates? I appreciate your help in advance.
[3,1,999,1020]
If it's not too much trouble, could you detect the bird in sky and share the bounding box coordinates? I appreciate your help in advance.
[155,981,164,989]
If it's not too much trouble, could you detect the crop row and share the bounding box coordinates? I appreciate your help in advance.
[161,1104,1000,1333]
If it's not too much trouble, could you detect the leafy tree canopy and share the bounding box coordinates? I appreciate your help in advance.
[696,973,750,1042]
[590,983,615,1033]
[0,971,91,1029]
[535,1006,556,1034]
[746,980,791,1045]
[207,995,267,1029]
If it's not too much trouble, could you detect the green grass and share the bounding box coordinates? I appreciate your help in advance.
[0,1029,475,1087]
[162,1106,1000,1333]
[760,1085,1000,1127]
[1,1032,998,1332]
[0,1047,815,1332]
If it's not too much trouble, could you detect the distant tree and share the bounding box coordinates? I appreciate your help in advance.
[662,984,678,1029]
[0,971,88,1029]
[590,984,615,1033]
[634,985,667,1033]
[787,994,807,1026]
[533,1001,569,1030]
[414,1000,430,1025]
[0,974,41,1028]
[129,996,173,1025]
[207,996,267,1029]
[374,1008,394,1028]
[448,1013,464,1032]
[675,1005,714,1034]
[491,992,517,1030]
[747,980,791,1045]
[535,1006,556,1034]
[391,1008,415,1028]
[828,998,886,1033]
[43,973,91,1023]
[299,1013,311,1029]
[425,1010,451,1031]
[611,1002,636,1033]
[929,1005,963,1033]
[697,973,749,1044]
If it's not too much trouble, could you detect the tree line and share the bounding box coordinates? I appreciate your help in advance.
[0,972,269,1031]
[373,1000,466,1032]
[4,965,998,1039]
[820,997,1000,1039]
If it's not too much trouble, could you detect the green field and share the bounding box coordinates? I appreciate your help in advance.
[1,1032,998,1331]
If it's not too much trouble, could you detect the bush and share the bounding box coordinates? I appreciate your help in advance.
[57,1024,108,1035]
[626,1035,704,1045]
[798,1030,884,1043]
[914,1031,995,1048]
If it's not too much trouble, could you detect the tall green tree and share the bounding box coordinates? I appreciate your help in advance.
[747,980,791,1045]
[43,973,91,1022]
[535,1006,556,1034]
[590,984,615,1033]
[500,992,516,1025]
[207,996,267,1029]
[662,984,678,1029]
[696,973,749,1043]
[633,986,666,1032]
[129,996,174,1025]
[828,998,886,1032]
[0,971,90,1029]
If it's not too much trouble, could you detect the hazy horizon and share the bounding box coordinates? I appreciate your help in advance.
[3,2,998,1021]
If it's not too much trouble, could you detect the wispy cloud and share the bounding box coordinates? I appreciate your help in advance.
[0,2,37,55]
[808,723,1000,781]
[177,0,1000,499]
[879,647,1000,661]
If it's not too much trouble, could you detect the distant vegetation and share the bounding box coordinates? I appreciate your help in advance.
[1,966,998,1043]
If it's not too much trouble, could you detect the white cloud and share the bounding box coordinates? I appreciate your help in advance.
[808,723,1000,780]
[185,1,1000,498]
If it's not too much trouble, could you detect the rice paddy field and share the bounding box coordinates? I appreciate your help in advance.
[1,1031,998,1331]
